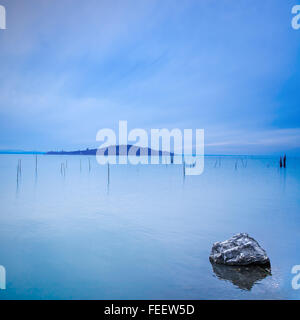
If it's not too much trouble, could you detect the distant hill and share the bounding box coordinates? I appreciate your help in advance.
[46,145,174,156]
[0,150,45,155]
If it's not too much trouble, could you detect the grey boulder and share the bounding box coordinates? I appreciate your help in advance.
[209,233,270,267]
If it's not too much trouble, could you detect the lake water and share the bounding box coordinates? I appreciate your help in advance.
[0,154,299,300]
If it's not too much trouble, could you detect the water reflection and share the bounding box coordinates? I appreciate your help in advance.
[211,263,271,291]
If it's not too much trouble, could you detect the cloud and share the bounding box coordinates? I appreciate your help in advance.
[0,0,299,153]
[205,128,300,154]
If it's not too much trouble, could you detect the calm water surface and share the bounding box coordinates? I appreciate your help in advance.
[0,154,299,299]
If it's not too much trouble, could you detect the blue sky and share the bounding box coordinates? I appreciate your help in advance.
[0,0,299,154]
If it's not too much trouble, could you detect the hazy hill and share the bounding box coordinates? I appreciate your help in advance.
[47,145,174,156]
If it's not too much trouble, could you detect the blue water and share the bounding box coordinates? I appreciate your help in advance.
[0,154,300,299]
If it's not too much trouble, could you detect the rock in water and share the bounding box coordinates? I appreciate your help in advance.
[209,233,270,267]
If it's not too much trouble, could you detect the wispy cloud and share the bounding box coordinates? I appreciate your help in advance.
[0,0,299,153]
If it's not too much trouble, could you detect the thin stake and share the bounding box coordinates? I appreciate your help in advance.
[17,161,19,182]
[108,163,110,184]
[35,155,38,175]
[19,159,22,176]
[107,163,110,194]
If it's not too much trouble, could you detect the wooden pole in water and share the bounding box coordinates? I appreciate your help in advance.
[35,155,38,175]
[240,158,244,168]
[107,163,110,185]
[280,157,283,168]
[17,161,19,182]
[19,159,22,176]
[214,159,218,168]
[61,163,66,176]
[16,159,22,189]
[283,154,286,168]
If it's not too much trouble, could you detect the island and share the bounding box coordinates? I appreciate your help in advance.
[46,145,174,156]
